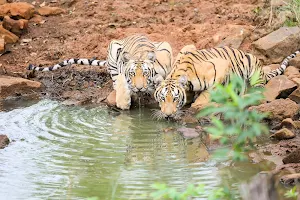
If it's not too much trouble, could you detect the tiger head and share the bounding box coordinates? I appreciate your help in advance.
[154,76,188,119]
[123,51,157,93]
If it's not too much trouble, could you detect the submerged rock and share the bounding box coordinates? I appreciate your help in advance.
[249,99,300,121]
[177,127,200,138]
[252,27,300,64]
[280,173,300,186]
[283,148,300,164]
[270,128,295,140]
[264,75,297,101]
[0,76,42,99]
[0,2,35,19]
[0,134,9,149]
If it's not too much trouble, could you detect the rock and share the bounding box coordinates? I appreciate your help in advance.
[216,29,250,49]
[292,77,300,86]
[280,173,300,186]
[0,38,4,54]
[37,6,65,16]
[290,56,300,69]
[0,0,6,5]
[3,16,28,36]
[249,99,300,121]
[283,148,300,164]
[280,118,300,129]
[177,127,200,138]
[0,135,9,149]
[289,88,300,104]
[264,75,297,101]
[240,173,278,200]
[106,90,116,107]
[263,64,280,74]
[30,14,45,24]
[0,25,19,44]
[252,27,300,64]
[0,76,42,99]
[0,2,35,19]
[284,66,300,78]
[270,128,295,140]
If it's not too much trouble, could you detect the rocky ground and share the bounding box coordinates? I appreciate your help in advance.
[1,0,300,192]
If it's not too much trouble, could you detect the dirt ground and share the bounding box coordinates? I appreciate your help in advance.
[1,0,269,103]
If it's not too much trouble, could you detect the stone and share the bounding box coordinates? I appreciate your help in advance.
[264,75,297,101]
[283,148,300,164]
[292,77,300,86]
[0,76,42,99]
[270,128,295,140]
[216,29,250,49]
[249,99,300,121]
[280,173,300,186]
[177,127,200,138]
[3,16,29,36]
[0,135,9,149]
[30,14,45,24]
[0,25,19,44]
[0,0,6,5]
[0,38,4,54]
[252,27,300,64]
[290,56,300,69]
[0,2,35,19]
[262,64,280,74]
[37,6,65,16]
[284,66,300,78]
[106,90,116,107]
[280,118,300,129]
[288,88,300,104]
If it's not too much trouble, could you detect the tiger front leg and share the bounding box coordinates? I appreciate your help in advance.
[191,90,211,110]
[115,74,132,110]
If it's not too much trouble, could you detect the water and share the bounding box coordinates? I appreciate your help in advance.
[0,100,273,200]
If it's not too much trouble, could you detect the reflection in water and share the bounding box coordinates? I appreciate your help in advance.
[0,100,269,200]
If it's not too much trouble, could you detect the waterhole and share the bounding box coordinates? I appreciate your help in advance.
[0,100,273,200]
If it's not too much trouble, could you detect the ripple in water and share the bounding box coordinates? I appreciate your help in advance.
[0,100,268,200]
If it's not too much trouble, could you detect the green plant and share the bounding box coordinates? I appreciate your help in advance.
[150,183,236,200]
[150,74,269,200]
[197,74,269,161]
[283,0,300,25]
[284,186,299,199]
[284,18,299,26]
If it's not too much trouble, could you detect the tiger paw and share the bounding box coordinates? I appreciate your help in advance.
[116,95,131,110]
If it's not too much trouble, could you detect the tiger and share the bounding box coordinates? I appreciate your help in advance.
[153,45,300,119]
[27,34,173,110]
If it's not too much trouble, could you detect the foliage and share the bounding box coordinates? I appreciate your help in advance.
[150,74,269,200]
[197,73,269,161]
[284,186,299,199]
[283,0,300,26]
[150,183,237,200]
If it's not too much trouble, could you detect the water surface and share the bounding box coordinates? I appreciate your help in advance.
[0,100,273,200]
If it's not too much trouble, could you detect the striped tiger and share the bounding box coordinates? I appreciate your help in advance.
[153,45,299,119]
[28,34,173,110]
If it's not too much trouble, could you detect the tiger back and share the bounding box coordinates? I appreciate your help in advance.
[154,46,299,118]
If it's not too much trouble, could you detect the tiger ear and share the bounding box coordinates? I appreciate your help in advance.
[123,52,131,62]
[147,51,156,61]
[178,75,188,87]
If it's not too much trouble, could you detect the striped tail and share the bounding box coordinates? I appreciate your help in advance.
[27,58,107,72]
[265,50,300,81]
